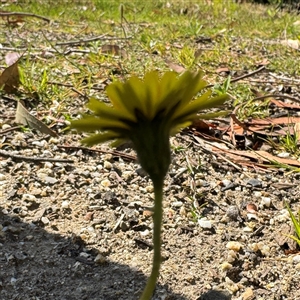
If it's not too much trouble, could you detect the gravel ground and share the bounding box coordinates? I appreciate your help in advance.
[1,105,300,300]
[1,3,300,299]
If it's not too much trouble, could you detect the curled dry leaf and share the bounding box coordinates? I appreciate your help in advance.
[246,203,258,214]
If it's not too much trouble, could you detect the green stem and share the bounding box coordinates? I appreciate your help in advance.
[139,176,164,300]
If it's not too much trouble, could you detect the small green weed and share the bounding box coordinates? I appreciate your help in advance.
[285,202,300,247]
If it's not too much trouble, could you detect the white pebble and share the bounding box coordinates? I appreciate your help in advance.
[243,226,253,233]
[61,201,70,209]
[222,179,231,187]
[293,255,300,264]
[247,213,259,220]
[277,152,290,158]
[140,229,150,237]
[172,201,183,207]
[261,197,271,207]
[253,191,262,198]
[0,174,6,181]
[198,218,212,229]
[2,124,11,130]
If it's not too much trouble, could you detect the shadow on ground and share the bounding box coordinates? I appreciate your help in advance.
[0,208,187,300]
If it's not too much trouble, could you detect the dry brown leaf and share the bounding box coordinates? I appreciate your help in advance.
[214,148,300,167]
[270,99,300,109]
[215,67,230,73]
[100,44,127,58]
[165,59,186,73]
[0,52,21,93]
[15,101,58,137]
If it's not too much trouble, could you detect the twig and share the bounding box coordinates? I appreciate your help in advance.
[55,34,107,46]
[206,66,266,88]
[230,66,266,83]
[0,11,50,23]
[0,149,74,163]
[57,144,137,161]
[269,72,300,83]
[55,35,131,46]
[251,94,300,105]
[113,213,125,232]
[0,126,22,136]
[47,81,106,91]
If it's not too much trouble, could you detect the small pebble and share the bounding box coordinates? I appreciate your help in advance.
[293,255,300,264]
[261,197,271,207]
[79,252,90,258]
[22,194,36,202]
[198,218,212,229]
[222,179,232,187]
[145,185,154,193]
[242,287,254,300]
[179,206,187,216]
[41,217,49,225]
[0,174,6,181]
[246,178,262,188]
[61,201,70,209]
[2,124,11,130]
[94,253,107,264]
[101,179,111,187]
[104,161,112,169]
[220,261,232,271]
[140,229,150,237]
[277,152,290,158]
[172,201,183,208]
[226,241,243,251]
[226,206,241,221]
[44,176,58,184]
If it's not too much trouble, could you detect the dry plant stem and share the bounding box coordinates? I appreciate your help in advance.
[139,176,164,300]
[0,11,50,23]
[0,149,74,163]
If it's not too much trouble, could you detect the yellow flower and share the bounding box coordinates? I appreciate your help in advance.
[71,70,228,300]
[71,70,227,180]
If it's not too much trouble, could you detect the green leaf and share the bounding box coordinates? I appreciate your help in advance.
[197,110,230,119]
[286,202,300,240]
[87,97,136,122]
[71,116,130,132]
[81,131,122,146]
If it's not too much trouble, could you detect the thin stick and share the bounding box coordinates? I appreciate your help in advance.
[0,149,74,163]
[206,66,266,88]
[56,35,131,46]
[0,11,50,23]
[251,94,300,105]
[55,34,107,46]
[0,126,21,136]
[57,144,137,161]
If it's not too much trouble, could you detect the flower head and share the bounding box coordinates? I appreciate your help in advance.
[71,70,228,180]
